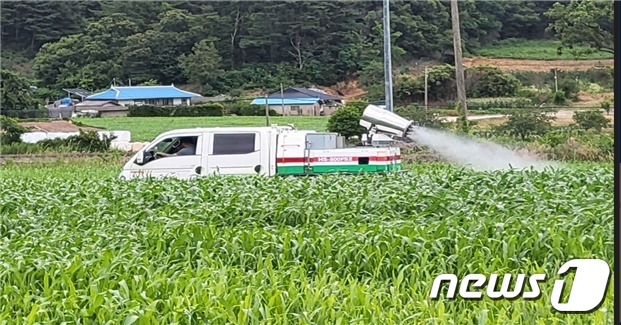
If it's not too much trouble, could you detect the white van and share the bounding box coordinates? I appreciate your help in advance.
[118,125,401,180]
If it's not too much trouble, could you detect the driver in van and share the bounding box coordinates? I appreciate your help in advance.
[156,137,196,157]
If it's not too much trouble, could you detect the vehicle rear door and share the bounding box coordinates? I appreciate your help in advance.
[206,131,264,175]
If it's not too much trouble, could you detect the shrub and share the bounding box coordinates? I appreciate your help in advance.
[327,105,367,140]
[572,110,610,131]
[466,66,521,98]
[128,104,224,117]
[239,105,281,116]
[536,129,613,162]
[38,130,117,152]
[556,77,580,101]
[445,98,533,110]
[393,65,522,103]
[395,106,448,129]
[492,110,556,140]
[0,115,28,145]
[600,100,611,115]
[553,91,567,105]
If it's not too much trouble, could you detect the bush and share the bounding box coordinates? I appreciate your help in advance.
[600,100,611,114]
[39,130,117,152]
[128,104,224,117]
[553,91,567,105]
[512,68,614,92]
[536,129,613,162]
[572,110,610,131]
[239,105,281,116]
[395,106,448,129]
[556,77,580,101]
[327,105,367,140]
[492,110,556,140]
[466,66,521,98]
[0,115,28,145]
[393,65,522,103]
[445,98,533,110]
[0,109,48,119]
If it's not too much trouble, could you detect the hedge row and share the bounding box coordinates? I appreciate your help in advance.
[128,103,281,117]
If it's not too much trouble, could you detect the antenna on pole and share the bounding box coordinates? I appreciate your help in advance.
[382,0,394,113]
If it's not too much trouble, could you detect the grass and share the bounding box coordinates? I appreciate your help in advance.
[0,161,613,324]
[73,116,329,142]
[467,39,614,60]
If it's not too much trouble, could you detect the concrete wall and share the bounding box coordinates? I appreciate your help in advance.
[47,106,75,119]
[100,110,129,118]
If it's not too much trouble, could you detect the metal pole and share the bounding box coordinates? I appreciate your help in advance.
[424,66,428,111]
[382,0,393,112]
[265,94,270,126]
[554,69,558,92]
[280,83,285,116]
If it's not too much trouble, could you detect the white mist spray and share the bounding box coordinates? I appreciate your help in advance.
[407,126,556,171]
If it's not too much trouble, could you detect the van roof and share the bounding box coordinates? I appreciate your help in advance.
[155,125,316,137]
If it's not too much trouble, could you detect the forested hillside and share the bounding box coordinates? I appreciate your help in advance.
[0,0,614,98]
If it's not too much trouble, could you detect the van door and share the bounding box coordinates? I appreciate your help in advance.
[132,133,204,179]
[206,131,264,175]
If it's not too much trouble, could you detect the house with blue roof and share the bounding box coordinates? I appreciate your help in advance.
[251,87,343,116]
[86,85,202,108]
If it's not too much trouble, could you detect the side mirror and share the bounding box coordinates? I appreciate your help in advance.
[135,150,144,165]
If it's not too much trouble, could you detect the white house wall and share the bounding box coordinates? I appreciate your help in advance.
[119,100,135,106]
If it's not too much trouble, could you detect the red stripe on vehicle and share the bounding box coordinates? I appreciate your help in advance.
[277,155,402,163]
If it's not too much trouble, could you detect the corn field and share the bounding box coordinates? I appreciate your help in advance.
[0,162,613,324]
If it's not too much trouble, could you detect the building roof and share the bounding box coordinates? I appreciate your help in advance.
[75,100,122,107]
[251,97,321,105]
[63,88,94,98]
[268,87,341,100]
[86,85,201,100]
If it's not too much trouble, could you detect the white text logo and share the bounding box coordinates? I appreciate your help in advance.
[429,259,610,313]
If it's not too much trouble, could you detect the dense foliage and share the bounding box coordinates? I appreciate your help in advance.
[0,115,28,145]
[0,0,613,97]
[0,162,613,323]
[0,124,117,154]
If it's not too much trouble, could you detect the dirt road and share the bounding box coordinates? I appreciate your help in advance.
[442,109,612,123]
[463,57,613,72]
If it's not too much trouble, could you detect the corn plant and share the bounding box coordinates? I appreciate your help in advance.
[0,162,613,324]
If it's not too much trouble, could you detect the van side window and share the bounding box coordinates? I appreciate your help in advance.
[141,135,199,164]
[213,133,255,155]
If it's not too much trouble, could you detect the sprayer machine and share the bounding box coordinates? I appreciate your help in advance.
[118,105,420,179]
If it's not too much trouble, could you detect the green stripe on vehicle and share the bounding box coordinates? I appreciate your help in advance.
[277,163,401,175]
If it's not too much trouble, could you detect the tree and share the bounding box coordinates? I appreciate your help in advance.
[179,40,223,92]
[545,0,614,56]
[0,69,40,111]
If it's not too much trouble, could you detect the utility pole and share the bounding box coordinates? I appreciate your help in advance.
[554,69,558,92]
[264,94,270,126]
[382,0,394,112]
[424,66,428,111]
[450,0,468,130]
